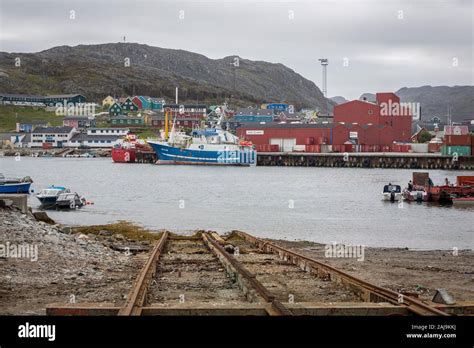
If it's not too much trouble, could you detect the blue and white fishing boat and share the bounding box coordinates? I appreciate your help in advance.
[0,174,33,194]
[148,104,256,166]
[36,186,70,206]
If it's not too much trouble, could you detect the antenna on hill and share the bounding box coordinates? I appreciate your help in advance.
[123,36,126,43]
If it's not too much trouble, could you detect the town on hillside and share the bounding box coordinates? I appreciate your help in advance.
[1,92,473,157]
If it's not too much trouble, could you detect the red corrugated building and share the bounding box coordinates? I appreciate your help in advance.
[334,92,412,143]
[237,124,331,152]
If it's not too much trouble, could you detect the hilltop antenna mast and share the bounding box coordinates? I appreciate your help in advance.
[318,58,328,97]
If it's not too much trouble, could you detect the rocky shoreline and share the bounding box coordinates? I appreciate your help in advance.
[0,206,144,315]
[1,206,473,315]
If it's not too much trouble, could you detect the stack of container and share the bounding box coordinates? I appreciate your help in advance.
[442,134,472,156]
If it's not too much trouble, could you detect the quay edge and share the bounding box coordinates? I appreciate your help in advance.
[256,152,474,170]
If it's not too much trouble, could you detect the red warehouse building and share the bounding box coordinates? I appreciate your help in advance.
[237,124,331,152]
[333,92,412,142]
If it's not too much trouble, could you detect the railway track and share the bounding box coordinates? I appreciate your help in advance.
[47,230,457,316]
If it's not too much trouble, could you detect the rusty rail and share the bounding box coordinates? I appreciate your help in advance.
[234,231,449,316]
[202,232,293,316]
[118,231,169,316]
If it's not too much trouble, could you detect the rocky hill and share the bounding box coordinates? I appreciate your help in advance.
[329,96,349,105]
[0,43,334,112]
[358,86,473,123]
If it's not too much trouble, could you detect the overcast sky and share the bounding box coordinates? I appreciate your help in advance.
[0,0,472,99]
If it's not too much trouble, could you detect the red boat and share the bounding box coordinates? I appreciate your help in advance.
[112,147,136,163]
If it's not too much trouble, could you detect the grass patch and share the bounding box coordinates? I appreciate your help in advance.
[0,105,61,132]
[72,221,162,242]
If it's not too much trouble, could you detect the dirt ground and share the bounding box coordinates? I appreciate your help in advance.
[268,239,474,302]
[1,206,472,315]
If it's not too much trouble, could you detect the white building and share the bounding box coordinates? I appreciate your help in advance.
[86,128,129,136]
[29,126,77,148]
[68,134,123,148]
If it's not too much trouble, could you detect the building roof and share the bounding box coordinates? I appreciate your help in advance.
[237,123,333,129]
[33,126,74,134]
[22,133,31,143]
[151,114,200,122]
[70,134,122,142]
[88,128,130,131]
[63,116,92,121]
[45,94,85,99]
[164,104,207,109]
[235,108,274,116]
[0,93,45,99]
[110,115,143,120]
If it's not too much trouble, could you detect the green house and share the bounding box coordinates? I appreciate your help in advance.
[109,102,123,116]
[121,97,139,111]
[110,116,144,127]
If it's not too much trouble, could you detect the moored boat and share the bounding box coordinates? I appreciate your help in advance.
[148,104,256,166]
[452,197,474,206]
[382,184,402,201]
[36,186,70,207]
[56,192,86,209]
[0,174,33,194]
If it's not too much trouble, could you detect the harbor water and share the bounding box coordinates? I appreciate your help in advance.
[1,156,473,250]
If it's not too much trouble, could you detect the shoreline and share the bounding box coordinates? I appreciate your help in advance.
[1,206,473,315]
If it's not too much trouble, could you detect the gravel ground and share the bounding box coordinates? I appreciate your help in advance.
[270,239,474,302]
[0,207,143,315]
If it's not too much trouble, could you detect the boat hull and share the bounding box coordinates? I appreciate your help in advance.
[112,148,136,163]
[452,197,474,206]
[0,182,31,194]
[148,141,256,166]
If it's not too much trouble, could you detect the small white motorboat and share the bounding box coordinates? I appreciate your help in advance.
[382,184,402,202]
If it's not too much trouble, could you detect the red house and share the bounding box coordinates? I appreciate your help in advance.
[132,96,143,109]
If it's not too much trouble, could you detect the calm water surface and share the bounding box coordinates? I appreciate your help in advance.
[1,157,473,250]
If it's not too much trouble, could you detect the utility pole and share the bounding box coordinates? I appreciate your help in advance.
[318,58,328,97]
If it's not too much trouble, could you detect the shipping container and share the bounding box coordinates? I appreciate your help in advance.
[428,142,442,153]
[305,144,321,153]
[441,145,471,156]
[445,134,472,146]
[410,143,429,153]
[42,142,53,149]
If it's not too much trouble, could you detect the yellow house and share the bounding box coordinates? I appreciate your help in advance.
[102,96,116,107]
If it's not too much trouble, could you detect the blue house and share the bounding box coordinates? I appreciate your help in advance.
[138,96,151,109]
[266,103,289,112]
[233,108,274,123]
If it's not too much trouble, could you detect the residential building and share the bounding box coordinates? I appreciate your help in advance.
[0,93,86,106]
[150,113,201,129]
[164,104,207,118]
[102,96,116,107]
[29,126,76,148]
[110,115,145,127]
[109,102,123,116]
[16,121,49,133]
[62,116,96,129]
[121,97,139,111]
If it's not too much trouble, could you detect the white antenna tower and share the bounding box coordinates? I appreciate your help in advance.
[318,58,328,97]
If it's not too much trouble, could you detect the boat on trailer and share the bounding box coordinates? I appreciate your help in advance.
[148,103,256,166]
